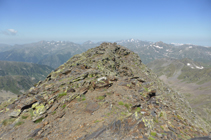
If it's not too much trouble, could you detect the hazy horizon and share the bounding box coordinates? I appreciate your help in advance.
[0,0,211,46]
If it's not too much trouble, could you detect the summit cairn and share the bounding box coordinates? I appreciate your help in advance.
[0,42,210,140]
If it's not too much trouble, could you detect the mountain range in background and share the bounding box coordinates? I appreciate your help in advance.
[0,39,211,69]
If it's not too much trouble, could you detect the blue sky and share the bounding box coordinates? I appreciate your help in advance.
[0,0,211,46]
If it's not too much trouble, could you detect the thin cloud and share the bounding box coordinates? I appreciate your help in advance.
[0,29,18,35]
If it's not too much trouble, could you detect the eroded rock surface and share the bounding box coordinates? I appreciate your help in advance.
[0,42,210,140]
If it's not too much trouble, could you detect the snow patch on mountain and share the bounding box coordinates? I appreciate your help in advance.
[154,45,163,49]
[166,49,172,52]
[187,63,204,69]
[171,43,184,46]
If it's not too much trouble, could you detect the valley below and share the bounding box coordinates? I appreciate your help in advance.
[159,75,211,123]
[147,58,211,125]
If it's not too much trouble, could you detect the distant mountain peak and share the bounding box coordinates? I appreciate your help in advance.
[83,40,94,44]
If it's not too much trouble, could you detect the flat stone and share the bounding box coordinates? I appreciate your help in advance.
[9,109,21,118]
[85,101,99,113]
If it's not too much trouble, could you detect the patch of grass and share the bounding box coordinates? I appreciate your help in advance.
[28,138,34,140]
[94,120,100,123]
[136,107,141,112]
[34,117,44,123]
[124,104,130,110]
[153,118,158,123]
[96,96,105,100]
[2,119,8,126]
[121,112,127,116]
[150,132,156,136]
[58,92,67,98]
[159,112,163,117]
[62,104,66,109]
[177,134,182,138]
[52,111,56,115]
[22,115,28,119]
[177,115,183,120]
[148,136,155,140]
[118,101,124,105]
[81,95,86,101]
[160,125,164,130]
[29,108,34,118]
[106,92,113,95]
[144,87,149,92]
[2,118,15,126]
[15,121,24,127]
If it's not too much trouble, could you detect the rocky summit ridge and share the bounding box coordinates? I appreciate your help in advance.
[0,43,210,140]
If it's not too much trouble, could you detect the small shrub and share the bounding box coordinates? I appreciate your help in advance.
[118,101,124,105]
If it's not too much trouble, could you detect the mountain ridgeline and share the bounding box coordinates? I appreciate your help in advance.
[0,40,211,69]
[0,43,210,140]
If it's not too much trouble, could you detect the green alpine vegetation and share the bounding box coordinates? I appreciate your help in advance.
[0,60,54,95]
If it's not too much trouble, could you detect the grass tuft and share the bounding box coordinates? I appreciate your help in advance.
[15,121,24,127]
[150,132,157,136]
[62,104,66,109]
[22,115,28,119]
[148,136,155,140]
[58,92,67,98]
[96,96,105,100]
[118,101,124,105]
[34,118,44,123]
[52,111,56,115]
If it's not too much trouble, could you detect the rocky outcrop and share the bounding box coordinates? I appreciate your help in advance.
[0,42,210,140]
